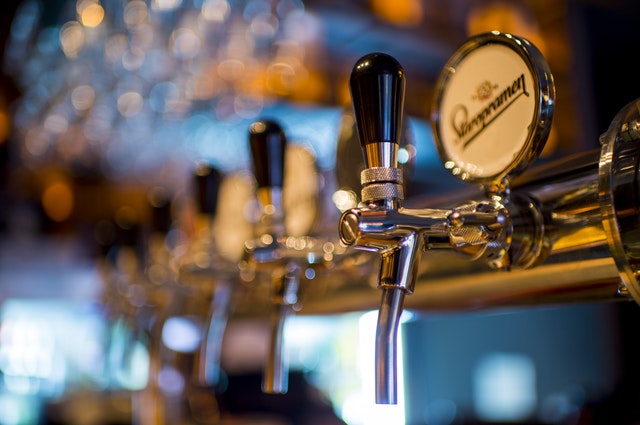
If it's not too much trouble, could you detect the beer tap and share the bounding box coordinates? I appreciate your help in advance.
[243,119,332,394]
[339,33,555,404]
[183,163,235,388]
[245,119,291,394]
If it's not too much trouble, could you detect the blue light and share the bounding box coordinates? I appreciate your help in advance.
[161,316,202,353]
[473,352,537,421]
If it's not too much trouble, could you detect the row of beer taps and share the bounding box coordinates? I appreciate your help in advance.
[95,28,640,423]
[96,31,553,421]
[97,112,350,422]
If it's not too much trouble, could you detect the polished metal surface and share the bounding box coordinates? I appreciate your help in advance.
[600,99,640,305]
[196,278,233,386]
[375,287,405,404]
[262,266,299,394]
[363,142,399,170]
[360,182,405,203]
[361,166,403,185]
[307,147,630,313]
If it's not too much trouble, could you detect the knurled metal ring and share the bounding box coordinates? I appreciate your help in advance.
[361,167,403,185]
[361,182,404,201]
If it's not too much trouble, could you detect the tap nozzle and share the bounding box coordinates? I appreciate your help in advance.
[262,262,300,393]
[376,286,406,404]
[197,278,232,387]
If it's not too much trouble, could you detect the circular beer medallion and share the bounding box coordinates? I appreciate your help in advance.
[431,31,554,185]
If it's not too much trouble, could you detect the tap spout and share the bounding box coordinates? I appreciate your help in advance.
[197,278,233,386]
[262,263,300,394]
[263,302,291,394]
[375,286,406,404]
[374,235,421,404]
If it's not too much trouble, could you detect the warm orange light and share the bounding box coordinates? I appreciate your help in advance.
[0,110,9,143]
[371,0,422,26]
[467,3,546,55]
[79,2,105,27]
[42,181,74,222]
[291,68,327,103]
[266,62,297,96]
[337,75,351,107]
[243,64,269,97]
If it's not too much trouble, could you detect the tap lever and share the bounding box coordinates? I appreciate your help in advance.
[249,119,286,189]
[194,163,223,216]
[249,119,287,236]
[350,52,405,150]
[249,119,286,206]
[350,52,406,173]
[449,202,509,234]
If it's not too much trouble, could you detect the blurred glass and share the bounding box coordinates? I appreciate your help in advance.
[4,0,334,190]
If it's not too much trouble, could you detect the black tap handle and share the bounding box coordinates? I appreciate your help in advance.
[349,53,405,149]
[194,163,223,215]
[149,187,173,233]
[249,120,287,189]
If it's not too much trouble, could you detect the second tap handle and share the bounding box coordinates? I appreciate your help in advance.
[249,120,287,191]
[194,163,223,216]
[249,120,287,216]
[349,52,406,169]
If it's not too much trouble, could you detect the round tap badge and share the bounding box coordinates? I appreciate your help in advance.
[431,32,555,185]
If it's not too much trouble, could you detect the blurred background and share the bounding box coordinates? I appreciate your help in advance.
[1,0,640,424]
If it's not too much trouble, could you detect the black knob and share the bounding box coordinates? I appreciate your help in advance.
[349,53,405,148]
[249,119,287,189]
[194,163,223,215]
[149,187,173,233]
